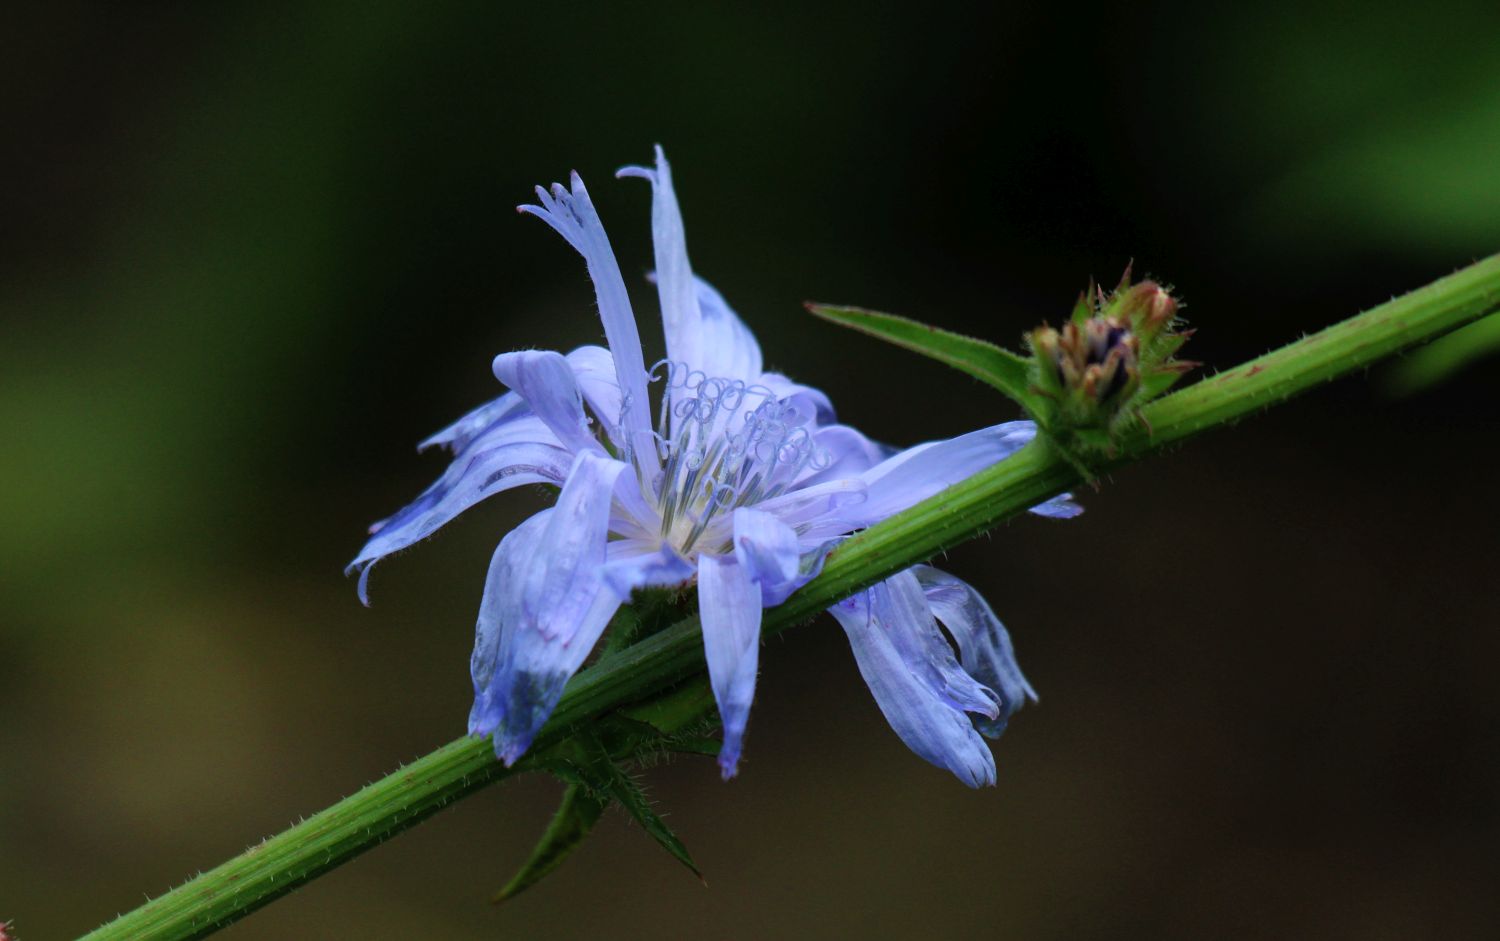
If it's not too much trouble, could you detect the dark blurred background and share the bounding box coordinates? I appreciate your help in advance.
[4,2,1499,938]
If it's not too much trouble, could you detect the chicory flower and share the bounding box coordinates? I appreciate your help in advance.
[350,147,1078,785]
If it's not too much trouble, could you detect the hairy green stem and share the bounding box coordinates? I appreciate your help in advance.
[81,254,1500,940]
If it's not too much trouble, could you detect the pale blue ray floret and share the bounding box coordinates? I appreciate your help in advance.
[349,147,1080,786]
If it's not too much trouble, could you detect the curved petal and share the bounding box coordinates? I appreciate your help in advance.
[758,372,835,426]
[829,571,999,788]
[417,390,529,454]
[565,345,626,450]
[349,420,572,603]
[518,173,656,465]
[850,421,1037,526]
[493,350,603,456]
[914,565,1037,738]
[732,507,827,607]
[601,540,697,598]
[618,146,763,385]
[468,451,628,765]
[732,507,799,588]
[698,553,764,779]
[688,275,763,384]
[750,478,868,530]
[795,424,891,487]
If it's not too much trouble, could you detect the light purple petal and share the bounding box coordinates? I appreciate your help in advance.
[349,418,572,603]
[1029,493,1084,518]
[731,507,799,587]
[687,275,763,384]
[492,350,602,456]
[518,173,656,466]
[750,478,868,530]
[601,540,697,598]
[850,421,1038,527]
[565,345,626,450]
[829,570,999,788]
[468,451,628,765]
[758,372,836,426]
[795,424,891,487]
[417,390,529,454]
[618,147,763,385]
[698,553,764,779]
[914,565,1037,738]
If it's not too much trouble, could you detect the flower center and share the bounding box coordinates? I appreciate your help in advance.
[638,362,827,555]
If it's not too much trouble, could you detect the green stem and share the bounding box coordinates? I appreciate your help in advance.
[81,254,1500,940]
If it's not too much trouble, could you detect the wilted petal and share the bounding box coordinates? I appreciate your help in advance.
[913,565,1037,738]
[618,147,763,385]
[698,554,764,779]
[468,451,628,765]
[518,174,656,463]
[492,350,603,456]
[829,571,999,788]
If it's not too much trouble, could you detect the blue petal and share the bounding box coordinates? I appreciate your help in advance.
[417,390,529,454]
[492,350,602,456]
[732,508,799,588]
[349,417,572,603]
[851,421,1038,526]
[731,507,831,607]
[759,372,836,426]
[829,570,999,788]
[697,553,764,779]
[796,424,891,487]
[687,274,763,384]
[518,174,656,465]
[913,565,1038,738]
[468,451,628,765]
[1029,493,1084,518]
[601,540,697,598]
[565,345,626,450]
[618,147,763,385]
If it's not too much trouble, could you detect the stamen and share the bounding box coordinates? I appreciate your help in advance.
[638,360,832,554]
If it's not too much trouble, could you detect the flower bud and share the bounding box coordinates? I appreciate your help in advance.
[1026,268,1195,451]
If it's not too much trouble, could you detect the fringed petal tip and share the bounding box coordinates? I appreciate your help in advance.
[616,143,667,182]
[717,746,741,781]
[346,560,375,607]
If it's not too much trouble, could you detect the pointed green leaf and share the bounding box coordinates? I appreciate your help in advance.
[492,782,607,904]
[599,762,703,880]
[807,303,1036,408]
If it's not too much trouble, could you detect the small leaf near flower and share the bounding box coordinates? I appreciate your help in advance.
[805,303,1040,411]
[493,783,608,903]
